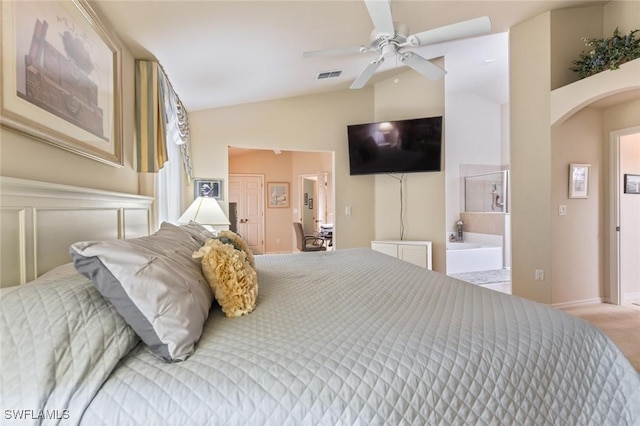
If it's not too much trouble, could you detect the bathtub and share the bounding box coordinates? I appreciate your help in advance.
[446,241,503,274]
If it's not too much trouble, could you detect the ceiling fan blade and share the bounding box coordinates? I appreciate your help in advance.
[350,57,385,89]
[406,16,491,47]
[303,46,366,59]
[400,52,446,80]
[364,0,395,37]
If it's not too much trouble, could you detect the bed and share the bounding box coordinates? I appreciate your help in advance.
[1,179,639,425]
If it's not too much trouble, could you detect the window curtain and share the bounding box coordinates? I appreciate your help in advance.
[135,60,192,176]
[135,60,193,225]
[156,136,184,224]
[135,60,167,173]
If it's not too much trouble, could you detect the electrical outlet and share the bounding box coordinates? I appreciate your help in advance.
[535,269,545,281]
[558,205,567,216]
[275,238,280,244]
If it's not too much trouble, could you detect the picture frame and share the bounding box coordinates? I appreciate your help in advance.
[624,174,640,194]
[0,0,123,167]
[194,179,223,200]
[267,182,289,208]
[569,163,590,199]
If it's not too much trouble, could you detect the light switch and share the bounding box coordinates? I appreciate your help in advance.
[345,206,352,216]
[559,205,567,216]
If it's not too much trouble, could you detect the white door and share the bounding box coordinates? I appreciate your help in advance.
[229,175,264,254]
[609,127,640,305]
[619,132,640,304]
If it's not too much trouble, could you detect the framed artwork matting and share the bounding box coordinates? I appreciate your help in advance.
[0,0,123,167]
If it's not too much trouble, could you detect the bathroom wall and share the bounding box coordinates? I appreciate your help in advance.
[459,212,506,237]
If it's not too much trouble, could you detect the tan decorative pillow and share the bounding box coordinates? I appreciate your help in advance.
[193,238,257,318]
[217,230,255,268]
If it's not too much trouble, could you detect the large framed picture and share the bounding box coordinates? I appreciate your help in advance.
[624,174,640,194]
[267,182,289,208]
[569,163,590,199]
[1,0,123,167]
[194,179,223,200]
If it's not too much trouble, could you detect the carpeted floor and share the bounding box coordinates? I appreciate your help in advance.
[560,304,640,372]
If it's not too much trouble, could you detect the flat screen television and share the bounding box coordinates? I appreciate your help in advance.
[347,116,442,175]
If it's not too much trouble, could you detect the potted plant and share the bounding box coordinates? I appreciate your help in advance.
[571,28,640,79]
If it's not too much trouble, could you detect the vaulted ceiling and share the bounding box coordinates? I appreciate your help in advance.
[93,0,600,112]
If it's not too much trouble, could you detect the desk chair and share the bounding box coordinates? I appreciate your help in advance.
[293,222,327,252]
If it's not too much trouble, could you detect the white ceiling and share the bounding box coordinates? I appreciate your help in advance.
[92,0,600,112]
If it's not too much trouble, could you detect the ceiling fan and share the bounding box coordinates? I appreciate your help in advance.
[303,0,491,89]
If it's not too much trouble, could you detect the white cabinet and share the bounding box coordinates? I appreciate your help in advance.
[371,240,432,270]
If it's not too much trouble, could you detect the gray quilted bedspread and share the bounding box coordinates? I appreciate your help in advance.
[2,249,639,425]
[0,274,140,425]
[80,248,639,425]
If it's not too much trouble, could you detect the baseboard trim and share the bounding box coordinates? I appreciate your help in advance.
[552,297,605,309]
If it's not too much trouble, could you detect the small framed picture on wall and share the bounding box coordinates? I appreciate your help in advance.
[624,174,640,194]
[267,182,289,208]
[569,164,590,199]
[194,179,223,200]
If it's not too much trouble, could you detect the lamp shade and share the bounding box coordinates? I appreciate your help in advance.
[178,197,230,226]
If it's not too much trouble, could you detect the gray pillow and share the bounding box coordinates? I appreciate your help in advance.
[180,221,215,245]
[70,222,213,362]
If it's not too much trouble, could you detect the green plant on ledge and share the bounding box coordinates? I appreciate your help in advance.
[571,28,640,79]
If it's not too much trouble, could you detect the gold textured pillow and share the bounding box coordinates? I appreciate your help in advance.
[193,238,257,318]
[217,230,255,268]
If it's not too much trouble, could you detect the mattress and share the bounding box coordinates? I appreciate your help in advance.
[2,248,639,425]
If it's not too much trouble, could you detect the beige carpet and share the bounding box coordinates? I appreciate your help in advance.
[560,304,640,372]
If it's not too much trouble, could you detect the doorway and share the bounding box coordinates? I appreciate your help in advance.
[299,173,328,233]
[609,126,640,305]
[228,147,334,253]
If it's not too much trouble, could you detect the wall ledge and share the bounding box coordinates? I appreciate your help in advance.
[550,58,640,126]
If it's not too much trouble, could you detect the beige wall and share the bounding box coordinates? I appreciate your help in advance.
[3,1,634,304]
[0,43,140,194]
[549,93,639,307]
[510,12,553,303]
[550,6,603,90]
[512,1,639,305]
[373,70,446,272]
[551,108,604,304]
[190,71,449,269]
[189,89,375,250]
[604,0,640,34]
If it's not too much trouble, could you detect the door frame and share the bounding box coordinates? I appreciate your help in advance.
[607,125,640,305]
[299,172,328,232]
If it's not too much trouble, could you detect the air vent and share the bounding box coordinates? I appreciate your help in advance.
[316,70,342,80]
